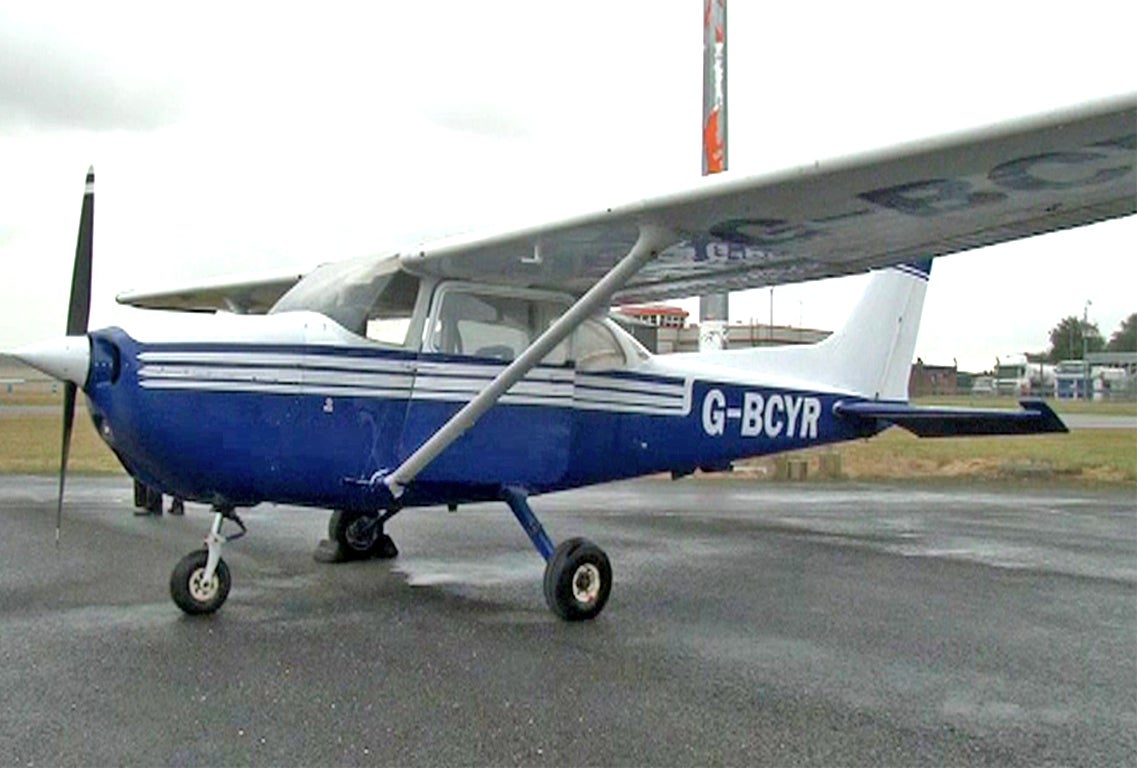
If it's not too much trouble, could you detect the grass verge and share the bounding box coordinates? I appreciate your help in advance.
[2,407,1134,488]
[736,427,1136,487]
[0,411,123,474]
[913,395,1137,416]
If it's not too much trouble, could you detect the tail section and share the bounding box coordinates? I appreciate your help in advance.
[673,260,932,401]
[810,259,931,400]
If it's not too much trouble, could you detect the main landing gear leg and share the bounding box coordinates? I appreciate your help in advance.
[313,509,400,563]
[170,505,246,615]
[503,487,611,622]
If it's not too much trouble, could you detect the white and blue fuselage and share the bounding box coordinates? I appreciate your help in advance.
[37,257,1062,520]
[83,310,880,514]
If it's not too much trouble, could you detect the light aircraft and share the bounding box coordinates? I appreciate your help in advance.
[12,94,1135,620]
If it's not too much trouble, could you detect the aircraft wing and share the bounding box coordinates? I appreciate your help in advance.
[116,271,307,314]
[401,94,1135,304]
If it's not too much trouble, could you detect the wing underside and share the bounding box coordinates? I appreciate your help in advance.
[116,95,1135,312]
[402,94,1135,303]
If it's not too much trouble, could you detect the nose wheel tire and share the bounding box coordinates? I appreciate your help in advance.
[170,549,231,615]
[543,538,611,621]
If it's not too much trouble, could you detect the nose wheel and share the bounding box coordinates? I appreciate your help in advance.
[170,507,245,615]
[170,549,231,615]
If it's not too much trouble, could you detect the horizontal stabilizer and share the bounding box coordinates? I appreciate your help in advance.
[834,399,1068,437]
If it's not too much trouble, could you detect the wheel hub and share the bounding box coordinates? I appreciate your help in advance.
[188,568,220,602]
[345,517,379,551]
[571,563,602,606]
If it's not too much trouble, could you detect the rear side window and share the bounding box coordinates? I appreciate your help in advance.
[571,321,625,371]
[429,287,568,363]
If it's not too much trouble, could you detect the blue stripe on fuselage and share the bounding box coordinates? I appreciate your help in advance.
[85,329,879,510]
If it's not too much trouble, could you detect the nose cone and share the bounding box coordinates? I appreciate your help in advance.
[12,335,91,388]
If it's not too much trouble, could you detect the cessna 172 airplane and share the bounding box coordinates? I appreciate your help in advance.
[12,94,1136,621]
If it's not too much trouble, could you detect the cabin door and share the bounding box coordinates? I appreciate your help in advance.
[398,283,573,488]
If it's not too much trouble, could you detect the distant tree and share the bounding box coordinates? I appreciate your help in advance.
[1106,313,1137,353]
[1047,315,1104,362]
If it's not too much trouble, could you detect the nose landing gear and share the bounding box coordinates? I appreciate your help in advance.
[170,506,245,615]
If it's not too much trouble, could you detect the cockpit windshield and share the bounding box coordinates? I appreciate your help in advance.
[270,255,420,344]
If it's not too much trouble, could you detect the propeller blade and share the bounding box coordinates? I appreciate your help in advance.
[57,382,77,545]
[67,167,95,336]
[56,167,94,545]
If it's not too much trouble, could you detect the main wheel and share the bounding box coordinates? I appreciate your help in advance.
[328,510,398,560]
[170,549,231,615]
[543,538,612,621]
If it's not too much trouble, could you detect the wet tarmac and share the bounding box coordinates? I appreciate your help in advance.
[4,405,1137,429]
[1,475,1134,766]
[1061,412,1137,430]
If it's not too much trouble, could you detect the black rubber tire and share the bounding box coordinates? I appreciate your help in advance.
[543,537,612,621]
[373,533,399,560]
[170,549,231,615]
[328,510,398,560]
[133,478,146,508]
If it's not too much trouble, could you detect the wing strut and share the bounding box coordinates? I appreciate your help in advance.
[385,224,678,498]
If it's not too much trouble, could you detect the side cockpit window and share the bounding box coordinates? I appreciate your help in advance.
[363,270,419,347]
[432,291,553,362]
[427,285,627,370]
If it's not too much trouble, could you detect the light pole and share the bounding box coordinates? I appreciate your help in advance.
[1082,299,1092,400]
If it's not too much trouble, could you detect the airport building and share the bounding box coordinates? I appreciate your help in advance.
[614,306,830,354]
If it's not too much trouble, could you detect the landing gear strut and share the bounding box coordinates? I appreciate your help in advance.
[503,487,612,621]
[170,506,245,615]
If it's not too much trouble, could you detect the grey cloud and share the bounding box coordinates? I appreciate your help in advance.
[0,16,183,133]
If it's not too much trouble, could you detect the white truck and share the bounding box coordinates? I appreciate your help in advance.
[994,354,1055,396]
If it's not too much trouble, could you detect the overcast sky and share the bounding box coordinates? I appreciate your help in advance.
[1,1,1133,371]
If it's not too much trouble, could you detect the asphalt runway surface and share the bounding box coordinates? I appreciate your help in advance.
[1,476,1134,767]
[4,406,1137,431]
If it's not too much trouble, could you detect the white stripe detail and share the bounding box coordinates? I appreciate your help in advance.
[138,378,569,407]
[892,263,930,281]
[575,373,691,415]
[140,365,413,389]
[577,374,687,397]
[139,379,411,399]
[139,351,415,374]
[136,347,689,415]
